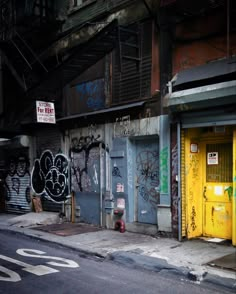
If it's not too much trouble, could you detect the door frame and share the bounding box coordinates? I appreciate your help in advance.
[201,139,233,239]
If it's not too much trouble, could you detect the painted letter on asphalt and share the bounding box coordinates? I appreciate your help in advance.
[17,249,79,268]
[0,265,21,282]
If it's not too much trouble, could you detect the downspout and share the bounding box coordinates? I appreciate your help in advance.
[141,0,160,33]
[227,0,230,58]
[0,51,3,116]
[167,74,177,95]
[99,143,103,227]
[177,122,182,241]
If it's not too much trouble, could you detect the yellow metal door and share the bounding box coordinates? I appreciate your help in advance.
[233,130,236,246]
[203,142,232,239]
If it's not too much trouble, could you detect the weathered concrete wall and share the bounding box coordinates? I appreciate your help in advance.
[66,116,160,224]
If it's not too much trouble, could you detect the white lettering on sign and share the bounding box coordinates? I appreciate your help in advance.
[36,100,56,124]
[0,249,79,282]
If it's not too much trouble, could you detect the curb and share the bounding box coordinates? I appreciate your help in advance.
[0,226,107,259]
[108,251,188,276]
[108,251,236,292]
[1,226,235,292]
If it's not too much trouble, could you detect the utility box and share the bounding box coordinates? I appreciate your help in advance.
[104,196,114,229]
[104,198,114,214]
[157,205,172,232]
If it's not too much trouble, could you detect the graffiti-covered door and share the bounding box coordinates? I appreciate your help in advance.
[203,142,232,239]
[70,136,107,225]
[135,139,159,224]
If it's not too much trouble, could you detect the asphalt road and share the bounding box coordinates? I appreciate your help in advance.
[0,231,234,294]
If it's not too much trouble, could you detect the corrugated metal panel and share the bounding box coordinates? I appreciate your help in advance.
[36,126,61,155]
[181,107,236,129]
[64,1,108,31]
[64,0,138,31]
[109,0,137,9]
[174,56,236,88]
[112,21,152,104]
[35,126,62,212]
[4,150,31,214]
[181,129,186,237]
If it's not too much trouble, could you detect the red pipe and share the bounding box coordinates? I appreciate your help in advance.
[115,219,126,233]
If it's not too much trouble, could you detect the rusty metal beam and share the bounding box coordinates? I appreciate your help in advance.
[141,0,160,32]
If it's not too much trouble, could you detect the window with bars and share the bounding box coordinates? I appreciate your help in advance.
[206,143,232,182]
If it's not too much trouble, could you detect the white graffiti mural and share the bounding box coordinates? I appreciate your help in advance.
[31,150,69,202]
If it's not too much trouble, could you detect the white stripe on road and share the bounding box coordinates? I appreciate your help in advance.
[0,254,59,276]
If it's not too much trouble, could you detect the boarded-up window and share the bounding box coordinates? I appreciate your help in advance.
[69,78,105,114]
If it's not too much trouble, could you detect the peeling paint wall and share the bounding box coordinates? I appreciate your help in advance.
[113,116,159,138]
[173,11,236,74]
[233,130,236,246]
[171,125,178,237]
[66,116,160,224]
[185,129,202,238]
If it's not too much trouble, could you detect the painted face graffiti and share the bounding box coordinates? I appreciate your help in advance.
[4,154,31,212]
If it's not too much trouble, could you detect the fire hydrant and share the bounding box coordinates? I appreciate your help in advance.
[114,209,125,233]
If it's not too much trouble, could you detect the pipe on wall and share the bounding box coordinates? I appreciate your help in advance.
[0,51,3,116]
[177,122,182,242]
[99,142,103,227]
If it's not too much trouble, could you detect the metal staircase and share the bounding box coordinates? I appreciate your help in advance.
[1,1,142,95]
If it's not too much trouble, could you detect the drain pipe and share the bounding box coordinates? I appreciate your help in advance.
[177,122,182,242]
[0,51,3,116]
[167,74,178,94]
[99,143,103,227]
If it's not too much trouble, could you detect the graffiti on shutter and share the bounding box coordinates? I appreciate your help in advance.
[31,150,69,203]
[5,153,31,214]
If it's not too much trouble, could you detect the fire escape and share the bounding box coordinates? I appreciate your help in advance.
[0,0,142,131]
[0,0,62,92]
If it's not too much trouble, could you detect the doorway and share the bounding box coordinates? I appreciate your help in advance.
[202,142,232,239]
[135,138,159,224]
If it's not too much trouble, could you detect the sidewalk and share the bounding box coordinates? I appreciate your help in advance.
[0,212,235,291]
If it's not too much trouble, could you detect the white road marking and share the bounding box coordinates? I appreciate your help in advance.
[17,249,79,268]
[0,265,21,282]
[23,265,58,275]
[0,249,79,282]
[0,254,59,276]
